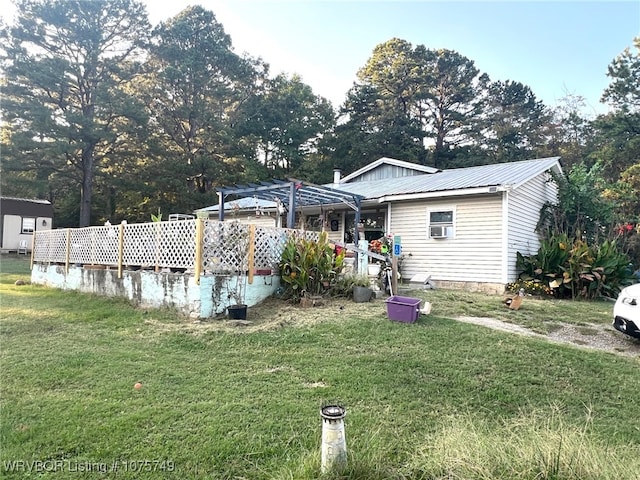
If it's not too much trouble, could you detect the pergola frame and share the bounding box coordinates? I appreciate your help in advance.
[217,179,365,244]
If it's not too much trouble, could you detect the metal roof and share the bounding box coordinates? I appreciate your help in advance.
[332,157,562,200]
[208,157,561,220]
[195,197,277,213]
[0,196,52,205]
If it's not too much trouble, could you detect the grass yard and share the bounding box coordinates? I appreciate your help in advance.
[1,255,639,479]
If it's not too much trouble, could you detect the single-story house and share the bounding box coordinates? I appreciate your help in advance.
[0,196,53,253]
[204,156,562,293]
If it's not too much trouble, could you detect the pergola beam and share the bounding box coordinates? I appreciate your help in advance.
[216,179,365,235]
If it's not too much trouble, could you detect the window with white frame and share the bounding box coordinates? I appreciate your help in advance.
[427,209,454,239]
[21,217,36,234]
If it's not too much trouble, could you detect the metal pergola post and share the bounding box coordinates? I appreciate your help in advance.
[287,182,296,229]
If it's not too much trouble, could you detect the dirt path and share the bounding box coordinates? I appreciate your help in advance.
[456,315,640,358]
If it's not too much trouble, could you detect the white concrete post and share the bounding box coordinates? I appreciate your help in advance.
[320,404,347,473]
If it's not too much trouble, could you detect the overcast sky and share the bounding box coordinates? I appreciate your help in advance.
[3,1,639,115]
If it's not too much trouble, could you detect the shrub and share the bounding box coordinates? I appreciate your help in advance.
[516,236,634,299]
[279,232,344,302]
[506,279,553,297]
[329,273,372,298]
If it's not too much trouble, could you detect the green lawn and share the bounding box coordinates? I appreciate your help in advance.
[1,255,639,479]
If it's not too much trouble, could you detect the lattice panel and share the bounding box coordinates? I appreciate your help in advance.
[253,227,319,271]
[33,229,67,263]
[68,226,118,265]
[32,219,320,273]
[253,227,286,270]
[122,220,196,269]
[202,220,249,273]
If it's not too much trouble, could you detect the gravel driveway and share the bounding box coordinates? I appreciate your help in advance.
[456,316,640,358]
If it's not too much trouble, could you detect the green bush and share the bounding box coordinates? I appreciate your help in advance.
[516,236,634,299]
[278,231,344,302]
[329,273,372,298]
[506,279,553,297]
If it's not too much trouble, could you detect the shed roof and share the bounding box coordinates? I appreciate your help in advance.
[0,196,52,205]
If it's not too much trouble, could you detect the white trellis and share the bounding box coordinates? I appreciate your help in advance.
[32,219,319,283]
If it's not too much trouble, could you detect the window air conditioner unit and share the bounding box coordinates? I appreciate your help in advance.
[430,225,448,238]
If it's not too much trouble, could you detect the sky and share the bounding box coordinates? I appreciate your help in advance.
[2,1,639,115]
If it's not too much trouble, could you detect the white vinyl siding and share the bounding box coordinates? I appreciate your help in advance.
[349,164,429,182]
[506,173,558,282]
[389,195,504,283]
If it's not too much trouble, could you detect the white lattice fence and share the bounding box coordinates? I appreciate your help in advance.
[33,228,67,263]
[253,227,319,271]
[69,226,119,265]
[122,221,196,269]
[33,219,322,274]
[202,220,249,273]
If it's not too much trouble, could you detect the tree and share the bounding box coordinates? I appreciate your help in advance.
[590,37,640,182]
[1,0,151,226]
[352,39,489,168]
[601,36,640,113]
[544,93,595,173]
[319,82,425,177]
[538,161,615,245]
[136,5,264,217]
[479,80,550,163]
[417,48,489,167]
[239,73,335,177]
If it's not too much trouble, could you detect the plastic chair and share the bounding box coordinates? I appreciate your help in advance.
[18,240,28,255]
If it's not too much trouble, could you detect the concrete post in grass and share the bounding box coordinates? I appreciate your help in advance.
[320,404,347,473]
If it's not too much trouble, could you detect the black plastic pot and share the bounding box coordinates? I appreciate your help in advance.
[353,286,373,303]
[227,304,248,320]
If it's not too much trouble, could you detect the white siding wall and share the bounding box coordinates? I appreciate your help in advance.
[389,195,504,283]
[506,173,558,282]
[351,164,425,182]
[1,214,52,251]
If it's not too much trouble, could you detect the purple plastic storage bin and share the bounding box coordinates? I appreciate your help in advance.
[385,295,421,323]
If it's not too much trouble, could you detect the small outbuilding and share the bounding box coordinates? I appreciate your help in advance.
[0,196,53,253]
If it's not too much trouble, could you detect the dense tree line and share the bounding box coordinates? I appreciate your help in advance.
[1,1,638,267]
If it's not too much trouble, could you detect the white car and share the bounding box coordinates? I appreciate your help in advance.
[613,283,640,339]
